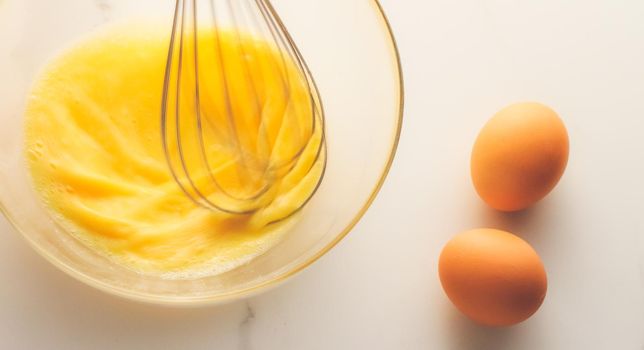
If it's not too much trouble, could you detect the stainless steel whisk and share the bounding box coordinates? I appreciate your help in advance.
[161,0,326,217]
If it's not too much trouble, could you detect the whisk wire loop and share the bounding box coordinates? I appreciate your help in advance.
[161,0,327,218]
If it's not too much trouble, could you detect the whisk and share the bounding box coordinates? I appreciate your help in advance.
[161,0,326,217]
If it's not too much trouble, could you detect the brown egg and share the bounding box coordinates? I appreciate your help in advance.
[439,229,547,327]
[471,102,569,211]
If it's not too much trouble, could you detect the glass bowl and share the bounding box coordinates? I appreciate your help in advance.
[0,0,403,305]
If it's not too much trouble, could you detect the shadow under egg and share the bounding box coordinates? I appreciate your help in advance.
[441,300,526,350]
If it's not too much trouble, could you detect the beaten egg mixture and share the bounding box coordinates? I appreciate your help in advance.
[25,23,324,277]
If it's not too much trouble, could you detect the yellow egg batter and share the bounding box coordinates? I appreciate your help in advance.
[24,23,325,277]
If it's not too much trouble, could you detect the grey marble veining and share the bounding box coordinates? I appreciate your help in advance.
[94,0,112,21]
[238,302,257,350]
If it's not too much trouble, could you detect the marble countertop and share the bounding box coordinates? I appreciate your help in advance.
[1,0,644,349]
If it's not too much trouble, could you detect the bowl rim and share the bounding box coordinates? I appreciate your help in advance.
[0,0,404,306]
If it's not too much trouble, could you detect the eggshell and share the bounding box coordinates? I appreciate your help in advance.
[471,102,569,211]
[439,229,547,327]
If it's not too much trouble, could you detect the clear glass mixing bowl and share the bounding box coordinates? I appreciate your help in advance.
[0,0,403,305]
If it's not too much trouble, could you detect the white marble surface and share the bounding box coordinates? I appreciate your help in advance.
[2,0,644,349]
